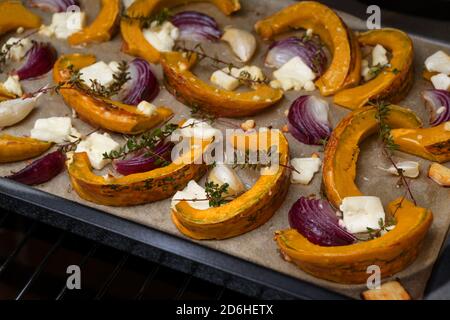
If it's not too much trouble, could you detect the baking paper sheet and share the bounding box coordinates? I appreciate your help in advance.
[1,0,449,299]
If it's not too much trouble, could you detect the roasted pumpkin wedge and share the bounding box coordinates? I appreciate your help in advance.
[275,198,432,284]
[121,0,241,63]
[0,1,41,35]
[255,1,359,96]
[391,123,450,163]
[161,52,283,118]
[67,140,210,206]
[0,134,52,163]
[68,0,121,46]
[334,28,414,110]
[323,105,422,208]
[172,130,290,240]
[53,54,173,135]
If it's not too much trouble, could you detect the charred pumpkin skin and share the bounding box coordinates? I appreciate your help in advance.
[68,0,121,46]
[255,1,357,96]
[334,29,414,110]
[275,198,432,284]
[161,52,283,118]
[121,0,241,63]
[323,105,422,209]
[0,135,52,163]
[0,1,41,35]
[172,131,290,240]
[53,54,173,135]
[67,141,210,206]
[391,124,450,163]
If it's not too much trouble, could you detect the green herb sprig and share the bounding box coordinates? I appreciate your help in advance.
[122,8,172,28]
[205,181,230,207]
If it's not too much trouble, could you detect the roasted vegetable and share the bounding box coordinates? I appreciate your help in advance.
[172,130,291,240]
[334,29,414,110]
[53,54,173,135]
[161,52,283,118]
[255,1,360,96]
[0,134,52,163]
[0,1,41,35]
[428,162,450,187]
[67,140,210,206]
[391,123,450,163]
[68,0,121,46]
[361,281,411,300]
[121,0,241,63]
[323,105,422,208]
[276,197,432,284]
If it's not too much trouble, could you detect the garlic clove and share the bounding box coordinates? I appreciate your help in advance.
[428,162,450,187]
[221,27,257,62]
[207,164,246,197]
[379,160,420,178]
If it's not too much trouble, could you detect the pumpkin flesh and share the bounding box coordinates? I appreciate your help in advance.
[68,0,121,46]
[53,54,173,135]
[121,0,241,63]
[0,1,41,35]
[161,52,283,118]
[0,135,52,163]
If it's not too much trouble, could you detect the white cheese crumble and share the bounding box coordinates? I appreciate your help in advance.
[340,196,386,234]
[172,180,210,210]
[39,11,86,39]
[372,44,389,67]
[270,56,316,91]
[137,101,157,116]
[210,69,240,91]
[425,50,450,75]
[430,73,450,90]
[2,76,22,97]
[290,157,322,185]
[30,117,73,143]
[79,61,119,87]
[180,118,219,140]
[143,21,179,52]
[210,65,265,91]
[1,37,33,61]
[75,133,120,170]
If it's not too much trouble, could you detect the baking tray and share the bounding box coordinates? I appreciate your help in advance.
[1,0,449,299]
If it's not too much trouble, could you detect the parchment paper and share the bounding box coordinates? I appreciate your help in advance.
[1,0,449,299]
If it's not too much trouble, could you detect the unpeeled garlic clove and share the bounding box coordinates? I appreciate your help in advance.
[428,162,450,187]
[221,27,257,62]
[208,164,246,197]
[379,161,420,178]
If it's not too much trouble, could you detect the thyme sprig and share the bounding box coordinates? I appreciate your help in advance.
[103,123,179,160]
[371,100,417,206]
[86,61,131,98]
[232,148,301,174]
[205,181,230,207]
[122,8,172,28]
[365,217,397,239]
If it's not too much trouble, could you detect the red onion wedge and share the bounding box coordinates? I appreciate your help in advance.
[288,95,332,145]
[171,11,222,42]
[121,58,159,105]
[15,42,57,80]
[113,142,174,176]
[422,89,450,126]
[27,0,79,12]
[265,37,327,75]
[5,151,65,186]
[289,197,356,247]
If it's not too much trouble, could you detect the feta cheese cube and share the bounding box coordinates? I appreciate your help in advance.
[430,73,450,90]
[30,117,73,143]
[2,75,22,97]
[1,37,33,61]
[290,157,322,185]
[172,180,210,210]
[271,56,316,91]
[75,133,120,170]
[39,11,86,39]
[79,61,116,87]
[143,21,179,52]
[340,196,386,234]
[137,101,157,116]
[425,50,450,75]
[180,118,219,140]
[371,44,389,67]
[210,69,240,91]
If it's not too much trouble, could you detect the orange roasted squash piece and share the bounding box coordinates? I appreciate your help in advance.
[53,54,173,135]
[0,135,52,163]
[0,1,41,35]
[121,0,241,63]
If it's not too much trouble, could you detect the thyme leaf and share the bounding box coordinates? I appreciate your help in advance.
[205,181,229,207]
